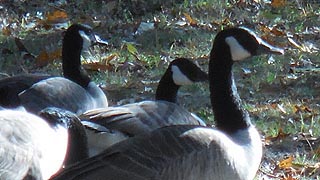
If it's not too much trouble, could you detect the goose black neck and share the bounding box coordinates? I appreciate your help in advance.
[63,119,89,167]
[155,68,180,103]
[209,45,251,134]
[62,34,91,88]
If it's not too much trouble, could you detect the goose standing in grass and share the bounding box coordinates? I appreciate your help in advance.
[0,24,108,114]
[81,58,208,156]
[52,27,284,180]
[0,107,88,180]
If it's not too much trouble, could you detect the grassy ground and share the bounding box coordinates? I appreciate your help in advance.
[0,0,320,179]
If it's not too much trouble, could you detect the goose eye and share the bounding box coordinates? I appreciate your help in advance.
[86,29,92,35]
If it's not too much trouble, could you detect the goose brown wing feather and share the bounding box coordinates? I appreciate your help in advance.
[82,101,204,136]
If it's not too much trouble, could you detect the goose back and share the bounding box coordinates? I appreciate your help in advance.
[51,125,261,180]
[83,100,205,136]
[19,77,106,115]
[0,74,50,108]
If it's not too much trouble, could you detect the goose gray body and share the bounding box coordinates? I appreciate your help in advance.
[52,125,261,180]
[0,74,50,108]
[82,100,206,157]
[81,58,207,156]
[20,78,107,115]
[84,100,206,135]
[53,27,283,180]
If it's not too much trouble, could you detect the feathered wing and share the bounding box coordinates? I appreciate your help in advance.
[19,77,95,115]
[82,100,206,136]
[51,125,254,180]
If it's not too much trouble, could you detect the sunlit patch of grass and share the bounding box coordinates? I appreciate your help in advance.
[294,153,313,166]
[0,1,319,179]
[247,97,320,139]
[90,71,125,86]
[138,54,162,68]
[166,31,213,59]
[255,118,281,137]
[197,107,215,125]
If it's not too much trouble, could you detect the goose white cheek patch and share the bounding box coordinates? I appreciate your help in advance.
[225,36,251,61]
[79,30,91,50]
[172,65,193,85]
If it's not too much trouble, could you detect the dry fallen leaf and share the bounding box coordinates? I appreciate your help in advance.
[279,155,294,169]
[314,147,320,157]
[101,53,119,64]
[270,102,278,109]
[83,62,112,71]
[265,128,290,144]
[270,26,286,36]
[2,26,11,36]
[259,23,270,34]
[36,48,62,67]
[183,12,198,26]
[293,104,312,114]
[271,0,286,8]
[281,175,298,180]
[46,10,68,24]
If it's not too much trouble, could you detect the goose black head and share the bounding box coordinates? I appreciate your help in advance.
[62,24,108,87]
[156,58,208,103]
[211,27,284,62]
[38,107,89,167]
[170,58,208,86]
[63,24,108,52]
[39,107,82,129]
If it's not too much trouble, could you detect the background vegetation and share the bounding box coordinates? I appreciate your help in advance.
[0,0,319,179]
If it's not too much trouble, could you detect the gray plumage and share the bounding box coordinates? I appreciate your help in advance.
[83,100,206,136]
[80,58,207,156]
[0,24,108,115]
[52,27,283,180]
[51,125,261,180]
[20,78,107,115]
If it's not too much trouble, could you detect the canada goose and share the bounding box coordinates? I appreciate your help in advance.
[80,58,208,156]
[0,24,108,114]
[52,27,284,180]
[0,107,87,180]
